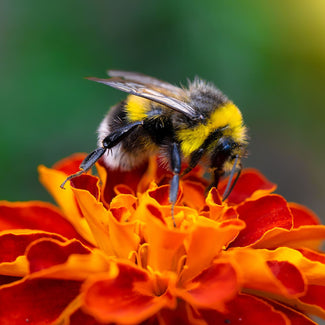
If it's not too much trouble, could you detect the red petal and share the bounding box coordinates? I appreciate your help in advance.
[0,232,62,263]
[158,300,205,325]
[200,294,288,325]
[0,278,81,325]
[69,309,102,325]
[289,202,320,228]
[149,185,171,206]
[27,239,91,273]
[177,263,238,311]
[219,168,276,205]
[230,195,293,247]
[52,153,87,175]
[98,160,148,204]
[0,275,21,286]
[300,285,325,311]
[70,175,100,200]
[0,201,83,241]
[267,260,305,295]
[83,262,173,324]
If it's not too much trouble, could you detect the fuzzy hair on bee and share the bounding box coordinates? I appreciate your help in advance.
[61,70,248,226]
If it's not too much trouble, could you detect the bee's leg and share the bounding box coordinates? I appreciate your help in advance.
[169,142,181,227]
[60,148,106,189]
[222,156,241,201]
[60,121,143,189]
[102,121,143,149]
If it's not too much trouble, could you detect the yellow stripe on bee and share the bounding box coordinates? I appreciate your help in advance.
[178,102,246,157]
[125,95,151,121]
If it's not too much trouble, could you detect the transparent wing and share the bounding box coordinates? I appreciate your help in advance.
[107,70,185,96]
[86,75,200,119]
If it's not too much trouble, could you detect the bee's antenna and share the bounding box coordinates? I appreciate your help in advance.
[222,155,241,201]
[60,147,106,189]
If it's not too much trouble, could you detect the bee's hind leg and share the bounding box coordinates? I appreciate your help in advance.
[169,142,181,227]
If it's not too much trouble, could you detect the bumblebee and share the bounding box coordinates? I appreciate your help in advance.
[61,70,248,224]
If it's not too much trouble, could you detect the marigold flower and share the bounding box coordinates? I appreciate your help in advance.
[0,153,324,324]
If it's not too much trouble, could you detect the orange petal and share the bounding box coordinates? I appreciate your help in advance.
[70,183,114,256]
[230,195,293,247]
[82,262,174,324]
[224,248,307,298]
[251,225,325,250]
[135,184,190,226]
[107,201,140,260]
[38,165,95,245]
[73,181,140,262]
[0,257,28,279]
[109,193,137,222]
[225,247,325,316]
[144,205,188,272]
[180,180,206,211]
[180,217,245,283]
[259,247,325,286]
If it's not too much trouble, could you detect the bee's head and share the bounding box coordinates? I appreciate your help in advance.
[210,136,246,172]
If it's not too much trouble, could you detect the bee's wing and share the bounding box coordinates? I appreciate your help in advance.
[107,70,184,96]
[87,76,199,119]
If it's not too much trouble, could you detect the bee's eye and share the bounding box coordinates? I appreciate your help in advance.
[220,141,232,153]
[210,137,235,169]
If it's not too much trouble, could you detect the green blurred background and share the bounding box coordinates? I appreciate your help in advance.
[1,0,324,224]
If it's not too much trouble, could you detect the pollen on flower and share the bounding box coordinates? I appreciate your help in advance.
[0,154,324,325]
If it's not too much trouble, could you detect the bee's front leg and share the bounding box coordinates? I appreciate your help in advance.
[60,121,143,189]
[169,142,181,227]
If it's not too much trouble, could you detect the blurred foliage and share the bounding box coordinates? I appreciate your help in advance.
[1,0,324,221]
